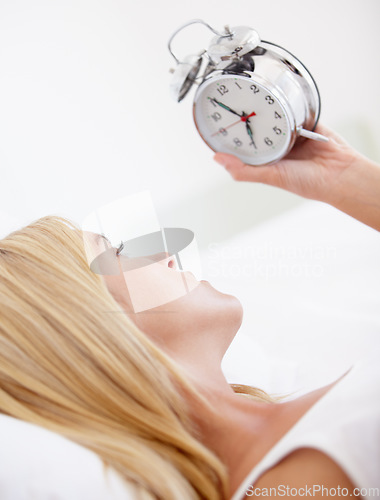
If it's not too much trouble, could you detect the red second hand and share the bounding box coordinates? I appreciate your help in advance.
[211,111,257,137]
[211,118,241,137]
[241,111,256,122]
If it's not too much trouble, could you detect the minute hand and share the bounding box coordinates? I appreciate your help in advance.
[211,98,242,118]
[245,120,257,149]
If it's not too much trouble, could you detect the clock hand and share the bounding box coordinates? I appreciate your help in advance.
[241,111,257,122]
[246,122,257,149]
[210,98,243,118]
[211,118,242,137]
[211,108,258,138]
[211,109,258,138]
[241,113,257,149]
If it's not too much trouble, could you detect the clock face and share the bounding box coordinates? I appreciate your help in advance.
[193,74,294,165]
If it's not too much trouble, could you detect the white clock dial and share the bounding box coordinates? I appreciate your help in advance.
[193,74,294,165]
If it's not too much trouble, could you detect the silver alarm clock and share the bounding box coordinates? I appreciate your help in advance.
[168,20,328,166]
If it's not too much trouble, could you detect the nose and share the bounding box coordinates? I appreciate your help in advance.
[151,252,178,270]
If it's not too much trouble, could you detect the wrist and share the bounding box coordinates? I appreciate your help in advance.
[331,154,380,231]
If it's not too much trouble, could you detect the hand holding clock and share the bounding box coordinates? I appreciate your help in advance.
[214,123,380,231]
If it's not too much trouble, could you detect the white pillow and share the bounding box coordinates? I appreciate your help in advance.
[0,210,26,239]
[0,414,138,500]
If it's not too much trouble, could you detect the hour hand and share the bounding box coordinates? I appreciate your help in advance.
[210,98,242,118]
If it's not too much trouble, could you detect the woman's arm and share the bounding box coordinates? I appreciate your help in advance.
[330,156,380,232]
[249,448,362,499]
[214,124,380,231]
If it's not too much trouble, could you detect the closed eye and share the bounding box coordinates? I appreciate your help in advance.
[100,234,110,243]
[116,241,124,256]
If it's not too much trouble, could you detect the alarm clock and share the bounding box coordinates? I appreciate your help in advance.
[168,20,328,166]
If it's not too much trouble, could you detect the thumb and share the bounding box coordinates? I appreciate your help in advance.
[213,152,286,187]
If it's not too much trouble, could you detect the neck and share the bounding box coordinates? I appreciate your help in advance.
[184,366,277,499]
[163,331,288,497]
[157,328,282,498]
[164,331,236,398]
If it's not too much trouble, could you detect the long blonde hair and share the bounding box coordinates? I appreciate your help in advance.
[0,216,273,499]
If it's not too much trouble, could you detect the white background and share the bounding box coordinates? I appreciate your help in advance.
[0,0,379,245]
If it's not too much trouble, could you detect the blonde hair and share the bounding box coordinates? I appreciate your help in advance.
[0,216,274,499]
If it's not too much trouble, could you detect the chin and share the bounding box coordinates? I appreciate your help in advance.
[196,279,244,333]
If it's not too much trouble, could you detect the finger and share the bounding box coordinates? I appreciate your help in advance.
[213,152,288,187]
[313,123,350,148]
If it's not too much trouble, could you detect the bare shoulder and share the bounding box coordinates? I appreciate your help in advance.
[245,448,362,499]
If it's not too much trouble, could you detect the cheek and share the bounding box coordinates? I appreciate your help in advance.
[102,274,133,310]
[121,266,199,313]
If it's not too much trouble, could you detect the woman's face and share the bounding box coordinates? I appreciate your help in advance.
[86,232,243,354]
